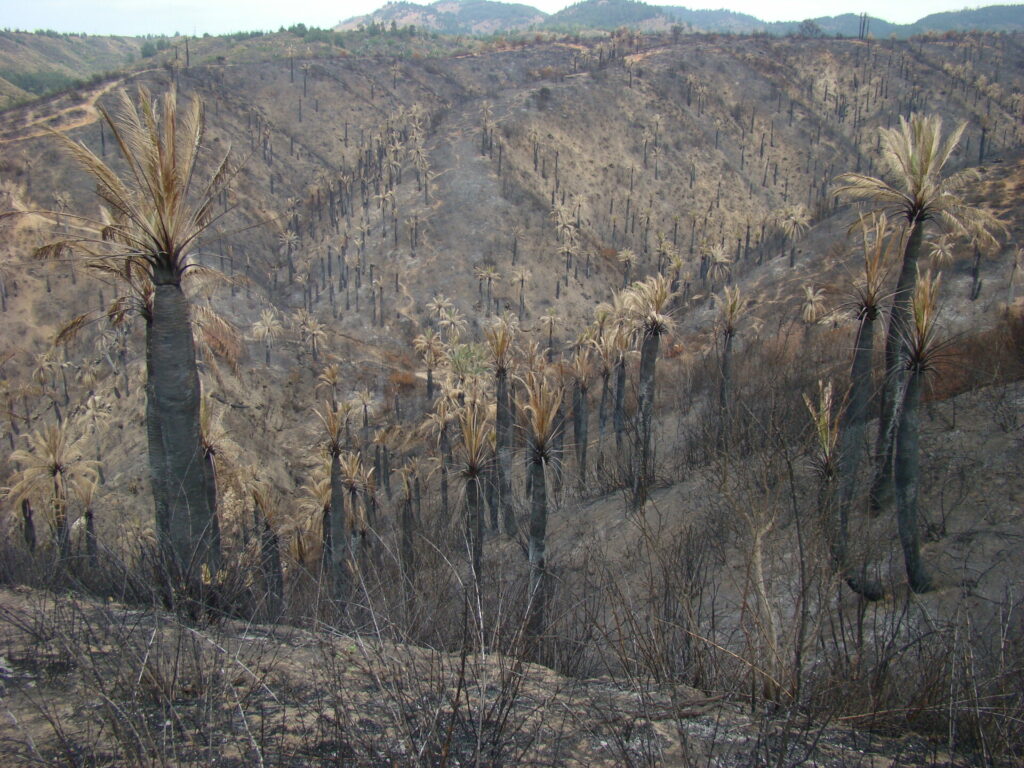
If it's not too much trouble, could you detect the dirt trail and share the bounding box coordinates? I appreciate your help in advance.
[0,75,130,144]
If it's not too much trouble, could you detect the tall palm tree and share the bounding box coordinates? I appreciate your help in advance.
[484,314,517,535]
[835,214,893,599]
[520,371,563,643]
[45,86,233,586]
[833,113,1003,510]
[570,340,594,492]
[456,394,492,584]
[892,270,945,593]
[623,274,676,511]
[316,403,350,600]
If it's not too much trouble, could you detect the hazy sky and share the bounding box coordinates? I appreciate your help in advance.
[2,1,995,37]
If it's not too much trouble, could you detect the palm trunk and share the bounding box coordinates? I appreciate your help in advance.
[613,356,626,451]
[527,454,548,643]
[466,474,483,584]
[871,221,923,510]
[150,278,219,580]
[348,486,363,587]
[85,507,97,568]
[632,331,660,511]
[496,368,515,535]
[329,451,349,599]
[256,500,284,618]
[52,477,70,561]
[401,487,416,589]
[21,500,36,553]
[145,317,169,553]
[440,425,450,523]
[573,380,589,491]
[894,370,932,593]
[719,329,734,414]
[835,309,884,599]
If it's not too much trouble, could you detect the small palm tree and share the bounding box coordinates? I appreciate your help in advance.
[7,421,98,560]
[316,363,343,409]
[540,308,561,362]
[413,328,446,401]
[251,308,283,365]
[706,244,733,291]
[801,285,827,326]
[618,248,637,288]
[511,267,531,322]
[571,341,594,491]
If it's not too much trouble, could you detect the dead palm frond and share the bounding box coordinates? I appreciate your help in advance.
[41,86,235,280]
[801,285,827,325]
[518,371,563,460]
[484,313,518,374]
[833,113,1004,246]
[849,212,896,317]
[902,269,946,372]
[779,203,811,242]
[804,379,842,480]
[717,284,748,337]
[623,273,676,339]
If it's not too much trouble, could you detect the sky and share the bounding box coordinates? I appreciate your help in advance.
[1,0,996,37]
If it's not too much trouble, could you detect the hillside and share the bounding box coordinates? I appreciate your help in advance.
[340,0,1024,37]
[1,25,1023,765]
[0,29,141,109]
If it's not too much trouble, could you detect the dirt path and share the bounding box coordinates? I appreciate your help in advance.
[0,74,133,144]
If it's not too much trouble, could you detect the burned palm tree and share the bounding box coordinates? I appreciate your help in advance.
[316,402,350,600]
[834,214,894,600]
[833,113,1003,510]
[7,421,97,561]
[484,314,518,535]
[251,308,283,365]
[623,274,676,511]
[456,393,492,584]
[519,371,563,643]
[413,327,446,402]
[892,270,945,593]
[41,86,235,589]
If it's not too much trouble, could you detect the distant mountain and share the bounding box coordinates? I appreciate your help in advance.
[337,0,547,35]
[544,0,670,30]
[912,4,1024,33]
[338,0,1024,38]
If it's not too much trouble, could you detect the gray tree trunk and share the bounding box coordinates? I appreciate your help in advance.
[835,309,884,600]
[632,331,660,510]
[573,380,589,492]
[150,279,219,585]
[613,357,626,451]
[527,456,548,642]
[496,368,515,535]
[329,451,349,600]
[871,221,924,510]
[894,371,932,593]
